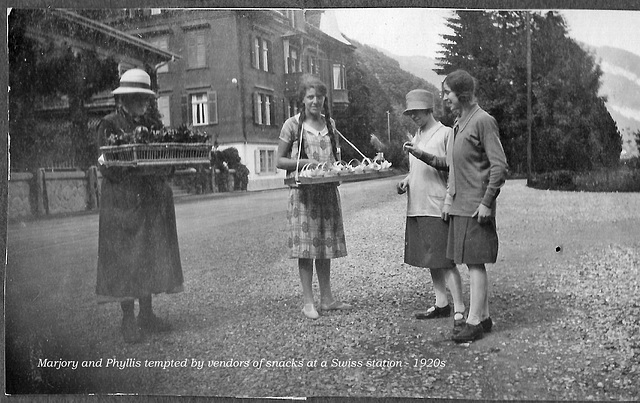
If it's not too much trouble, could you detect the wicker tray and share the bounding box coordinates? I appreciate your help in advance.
[284,168,396,186]
[100,143,211,166]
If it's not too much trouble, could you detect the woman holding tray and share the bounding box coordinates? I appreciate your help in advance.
[397,89,465,334]
[96,68,183,343]
[441,69,508,343]
[276,74,352,320]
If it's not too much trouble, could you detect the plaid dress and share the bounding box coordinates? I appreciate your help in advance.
[281,116,348,259]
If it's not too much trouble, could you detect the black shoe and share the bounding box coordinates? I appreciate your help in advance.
[137,313,172,333]
[481,317,493,333]
[415,304,451,320]
[452,312,466,335]
[121,316,142,344]
[452,322,484,343]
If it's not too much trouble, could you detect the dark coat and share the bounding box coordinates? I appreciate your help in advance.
[96,109,183,302]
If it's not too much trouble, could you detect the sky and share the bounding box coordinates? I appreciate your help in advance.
[332,8,640,59]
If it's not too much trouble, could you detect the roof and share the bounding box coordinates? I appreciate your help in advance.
[22,8,181,65]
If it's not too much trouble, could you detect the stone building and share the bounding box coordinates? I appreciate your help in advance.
[105,9,355,191]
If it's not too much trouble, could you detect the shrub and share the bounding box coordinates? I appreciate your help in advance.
[528,167,640,192]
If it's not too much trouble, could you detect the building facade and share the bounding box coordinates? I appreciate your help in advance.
[107,9,354,191]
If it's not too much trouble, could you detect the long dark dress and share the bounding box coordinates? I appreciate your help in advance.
[96,108,183,303]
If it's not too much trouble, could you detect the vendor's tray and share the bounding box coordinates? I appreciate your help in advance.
[100,142,211,167]
[285,168,396,185]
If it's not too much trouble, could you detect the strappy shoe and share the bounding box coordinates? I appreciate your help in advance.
[302,304,320,319]
[415,304,451,320]
[452,312,466,335]
[320,301,353,311]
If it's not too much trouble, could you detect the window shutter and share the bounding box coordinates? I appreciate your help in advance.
[187,35,196,67]
[253,92,259,124]
[254,149,261,174]
[181,95,190,125]
[208,91,218,124]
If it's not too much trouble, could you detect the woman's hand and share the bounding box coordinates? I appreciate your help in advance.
[472,204,492,224]
[397,178,409,194]
[403,142,421,159]
[441,204,450,222]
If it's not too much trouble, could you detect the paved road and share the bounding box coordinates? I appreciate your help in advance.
[6,175,404,283]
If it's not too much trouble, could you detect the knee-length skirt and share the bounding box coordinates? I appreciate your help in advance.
[446,215,498,265]
[286,184,347,259]
[405,216,455,269]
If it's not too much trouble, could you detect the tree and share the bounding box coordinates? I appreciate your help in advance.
[334,40,440,168]
[435,10,621,173]
[9,9,119,171]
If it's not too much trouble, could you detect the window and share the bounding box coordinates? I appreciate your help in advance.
[182,91,218,126]
[187,31,207,68]
[251,36,272,72]
[255,149,276,174]
[333,63,346,90]
[149,37,169,73]
[253,92,275,126]
[307,54,319,75]
[287,98,298,118]
[157,95,171,127]
[191,93,208,125]
[287,46,300,74]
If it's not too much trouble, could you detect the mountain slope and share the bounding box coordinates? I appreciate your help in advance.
[593,46,640,157]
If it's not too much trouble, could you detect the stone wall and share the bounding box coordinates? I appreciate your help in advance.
[7,172,34,219]
[7,166,241,221]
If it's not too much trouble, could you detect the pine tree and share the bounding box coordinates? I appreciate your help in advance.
[436,10,621,173]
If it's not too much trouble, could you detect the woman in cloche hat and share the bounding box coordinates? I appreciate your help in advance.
[96,68,184,344]
[398,89,466,337]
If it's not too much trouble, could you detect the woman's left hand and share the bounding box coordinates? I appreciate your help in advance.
[472,204,492,224]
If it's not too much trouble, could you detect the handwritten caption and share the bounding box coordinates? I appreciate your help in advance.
[37,357,446,370]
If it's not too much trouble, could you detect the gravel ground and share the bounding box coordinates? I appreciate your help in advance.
[5,179,640,400]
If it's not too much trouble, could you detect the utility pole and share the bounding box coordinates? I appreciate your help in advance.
[526,11,533,183]
[386,110,391,143]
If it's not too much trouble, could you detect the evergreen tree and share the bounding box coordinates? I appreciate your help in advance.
[436,10,621,173]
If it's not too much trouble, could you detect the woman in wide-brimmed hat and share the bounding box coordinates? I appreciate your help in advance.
[96,68,183,344]
[398,89,465,335]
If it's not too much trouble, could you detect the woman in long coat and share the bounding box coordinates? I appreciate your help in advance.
[96,69,183,343]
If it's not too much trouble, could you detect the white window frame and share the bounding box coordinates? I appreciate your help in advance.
[191,93,209,126]
[333,63,346,90]
[254,92,274,126]
[255,148,277,174]
[288,47,300,74]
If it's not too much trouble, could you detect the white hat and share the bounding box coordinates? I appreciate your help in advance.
[112,68,156,96]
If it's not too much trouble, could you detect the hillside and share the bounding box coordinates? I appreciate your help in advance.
[592,46,640,157]
[381,42,640,158]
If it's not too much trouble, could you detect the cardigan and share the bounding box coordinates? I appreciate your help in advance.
[444,105,508,216]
